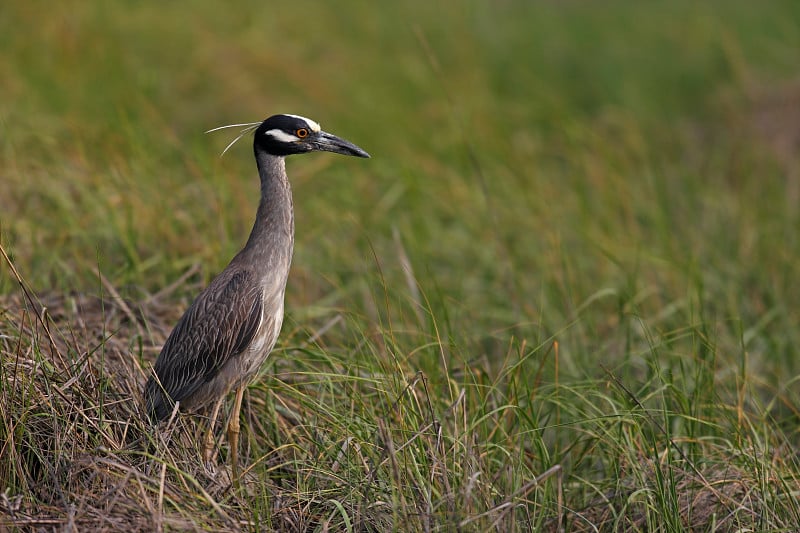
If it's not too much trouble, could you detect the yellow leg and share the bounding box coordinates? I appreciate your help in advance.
[227,385,246,484]
[203,397,224,465]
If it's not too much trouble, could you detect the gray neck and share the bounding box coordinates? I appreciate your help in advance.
[239,150,295,272]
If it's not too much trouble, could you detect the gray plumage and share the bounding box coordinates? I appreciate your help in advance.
[144,114,369,435]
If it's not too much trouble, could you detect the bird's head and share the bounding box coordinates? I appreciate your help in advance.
[253,114,370,158]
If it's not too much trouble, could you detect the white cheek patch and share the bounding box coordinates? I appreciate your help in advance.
[265,129,301,143]
[284,114,321,133]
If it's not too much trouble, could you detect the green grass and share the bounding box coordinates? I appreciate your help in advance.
[2,0,800,530]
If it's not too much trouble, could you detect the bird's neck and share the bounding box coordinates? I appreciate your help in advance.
[241,151,295,268]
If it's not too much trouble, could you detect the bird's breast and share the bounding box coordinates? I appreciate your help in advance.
[241,292,285,378]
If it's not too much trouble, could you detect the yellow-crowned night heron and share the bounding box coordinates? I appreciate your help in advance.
[144,114,369,477]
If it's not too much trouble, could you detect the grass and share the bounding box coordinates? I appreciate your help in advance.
[2,0,800,530]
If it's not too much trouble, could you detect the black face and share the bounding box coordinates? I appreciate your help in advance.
[254,114,370,158]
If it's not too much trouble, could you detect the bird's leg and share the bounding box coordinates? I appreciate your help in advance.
[227,385,246,484]
[203,396,224,467]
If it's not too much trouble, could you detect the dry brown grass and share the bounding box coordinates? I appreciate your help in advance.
[568,457,768,531]
[0,285,235,531]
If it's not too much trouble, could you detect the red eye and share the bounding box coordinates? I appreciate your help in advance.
[296,128,309,138]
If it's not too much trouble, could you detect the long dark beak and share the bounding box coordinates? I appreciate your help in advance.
[313,131,370,158]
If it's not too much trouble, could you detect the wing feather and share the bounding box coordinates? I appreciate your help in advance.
[145,269,263,420]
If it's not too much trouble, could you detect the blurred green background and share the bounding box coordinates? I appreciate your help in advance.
[2,0,799,382]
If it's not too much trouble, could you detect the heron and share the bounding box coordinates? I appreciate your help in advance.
[144,114,370,480]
